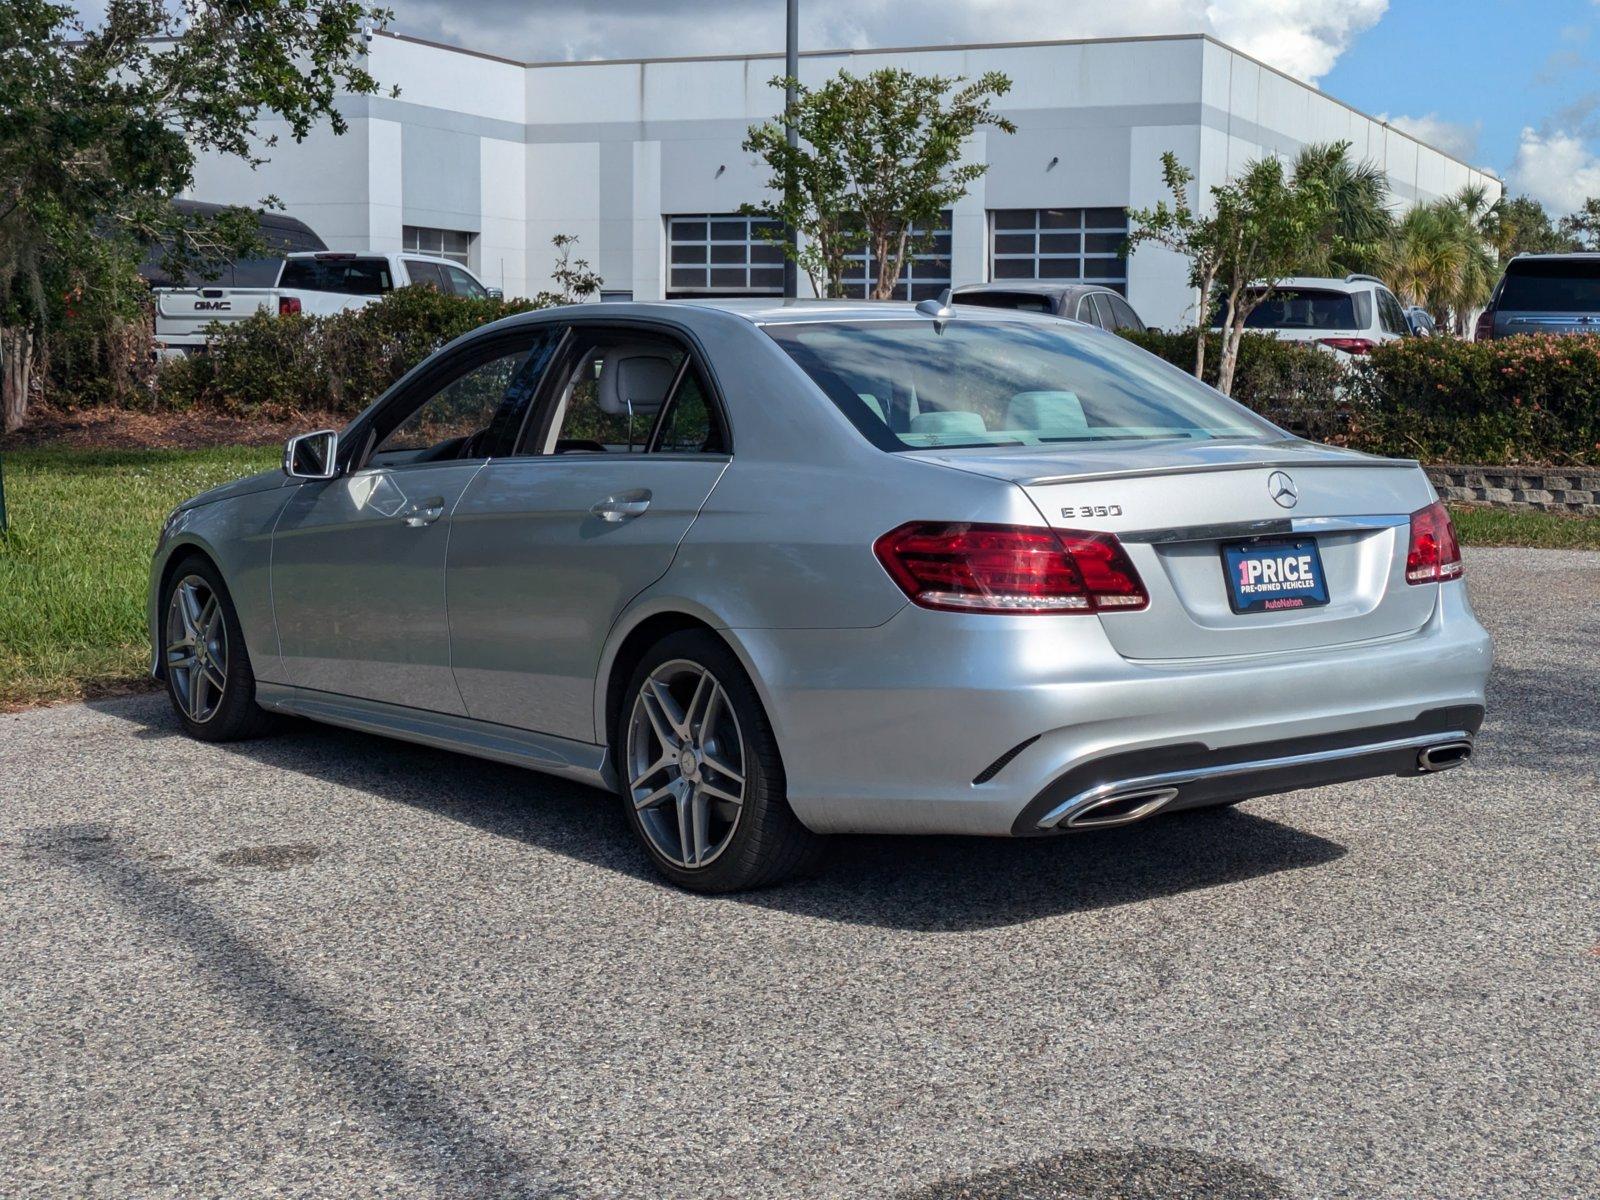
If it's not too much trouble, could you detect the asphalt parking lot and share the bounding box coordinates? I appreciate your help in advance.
[2,546,1597,1199]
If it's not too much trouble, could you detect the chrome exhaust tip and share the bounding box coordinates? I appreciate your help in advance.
[1065,786,1181,830]
[1417,740,1473,773]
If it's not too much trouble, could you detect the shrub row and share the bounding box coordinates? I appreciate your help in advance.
[96,294,1600,466]
[156,287,547,416]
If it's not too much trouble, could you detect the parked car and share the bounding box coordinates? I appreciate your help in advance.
[138,200,328,289]
[150,300,1490,892]
[1215,274,1414,357]
[953,282,1151,332]
[1474,253,1600,340]
[1405,306,1438,337]
[153,251,498,356]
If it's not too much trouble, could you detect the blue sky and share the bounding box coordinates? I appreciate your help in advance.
[1323,0,1600,210]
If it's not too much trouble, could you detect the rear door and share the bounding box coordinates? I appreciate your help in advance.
[446,324,729,741]
[270,328,559,712]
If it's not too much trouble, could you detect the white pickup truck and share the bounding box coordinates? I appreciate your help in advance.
[153,250,498,355]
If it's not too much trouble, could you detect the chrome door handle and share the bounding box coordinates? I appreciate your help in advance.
[402,498,446,527]
[590,491,652,523]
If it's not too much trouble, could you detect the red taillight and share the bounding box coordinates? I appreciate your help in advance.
[278,296,302,316]
[1474,310,1494,342]
[1317,337,1375,355]
[1406,501,1464,585]
[873,522,1149,615]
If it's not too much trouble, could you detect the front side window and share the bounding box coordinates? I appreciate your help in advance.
[766,318,1274,451]
[446,265,488,299]
[279,256,392,296]
[404,259,449,291]
[371,338,555,465]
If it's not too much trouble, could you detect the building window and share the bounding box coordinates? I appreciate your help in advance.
[403,225,475,267]
[841,212,953,301]
[990,208,1128,292]
[667,214,785,296]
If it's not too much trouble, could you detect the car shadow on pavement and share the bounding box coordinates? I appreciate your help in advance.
[32,822,565,1200]
[97,695,1347,932]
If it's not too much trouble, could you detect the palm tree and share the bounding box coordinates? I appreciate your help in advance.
[1381,202,1463,313]
[1293,141,1394,275]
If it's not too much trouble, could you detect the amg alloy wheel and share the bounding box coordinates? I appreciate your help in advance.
[160,555,273,743]
[617,630,825,892]
[626,660,746,870]
[165,574,228,725]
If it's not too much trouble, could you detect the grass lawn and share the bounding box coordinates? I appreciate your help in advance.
[0,446,277,710]
[0,446,1596,710]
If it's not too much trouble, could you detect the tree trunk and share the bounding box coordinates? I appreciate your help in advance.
[1193,264,1217,382]
[1,325,36,434]
[1217,315,1244,398]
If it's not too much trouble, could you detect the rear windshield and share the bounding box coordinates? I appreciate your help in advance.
[954,291,1055,314]
[765,319,1274,451]
[1498,259,1600,312]
[1216,288,1370,331]
[278,257,393,296]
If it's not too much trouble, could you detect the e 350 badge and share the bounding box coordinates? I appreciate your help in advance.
[1062,504,1123,519]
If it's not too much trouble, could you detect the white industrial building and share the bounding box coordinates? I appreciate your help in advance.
[188,28,1501,329]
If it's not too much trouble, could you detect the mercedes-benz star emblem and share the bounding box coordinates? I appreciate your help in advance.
[1267,471,1299,509]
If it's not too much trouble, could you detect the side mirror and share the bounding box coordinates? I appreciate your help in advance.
[486,287,504,300]
[283,429,340,480]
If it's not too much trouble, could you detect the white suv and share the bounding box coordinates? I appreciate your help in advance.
[1214,274,1414,358]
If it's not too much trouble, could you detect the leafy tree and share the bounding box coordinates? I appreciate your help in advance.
[0,0,390,432]
[1489,195,1577,258]
[1291,141,1393,275]
[742,69,1015,299]
[1558,197,1600,251]
[1129,153,1328,396]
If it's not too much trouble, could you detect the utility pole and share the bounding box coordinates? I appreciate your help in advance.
[782,0,799,299]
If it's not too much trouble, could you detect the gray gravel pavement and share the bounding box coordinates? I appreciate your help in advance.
[2,546,1597,1199]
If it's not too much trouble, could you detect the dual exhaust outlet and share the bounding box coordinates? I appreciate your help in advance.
[1058,736,1474,831]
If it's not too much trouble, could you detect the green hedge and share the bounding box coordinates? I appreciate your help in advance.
[1346,335,1600,465]
[156,286,546,416]
[1120,329,1349,439]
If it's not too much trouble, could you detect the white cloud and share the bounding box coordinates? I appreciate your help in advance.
[391,0,1386,83]
[1509,127,1600,214]
[1379,112,1483,162]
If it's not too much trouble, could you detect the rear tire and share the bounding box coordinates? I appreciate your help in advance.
[616,630,827,892]
[160,555,274,743]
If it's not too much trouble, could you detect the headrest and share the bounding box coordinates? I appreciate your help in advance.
[597,349,676,416]
[1005,390,1086,433]
[909,410,987,436]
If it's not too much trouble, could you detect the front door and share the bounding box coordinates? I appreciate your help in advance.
[270,329,559,712]
[446,326,730,740]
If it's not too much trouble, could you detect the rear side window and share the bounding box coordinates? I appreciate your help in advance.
[279,257,393,296]
[1499,259,1600,312]
[1221,288,1369,331]
[766,319,1273,451]
[1376,288,1410,335]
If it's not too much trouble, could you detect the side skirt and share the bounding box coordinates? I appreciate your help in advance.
[256,683,613,790]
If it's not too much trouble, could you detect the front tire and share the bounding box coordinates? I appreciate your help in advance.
[617,630,826,892]
[161,555,273,742]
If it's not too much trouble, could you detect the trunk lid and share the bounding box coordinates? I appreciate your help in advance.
[153,287,276,343]
[921,439,1440,659]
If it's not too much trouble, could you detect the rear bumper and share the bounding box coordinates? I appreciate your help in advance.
[732,581,1492,836]
[1014,705,1482,834]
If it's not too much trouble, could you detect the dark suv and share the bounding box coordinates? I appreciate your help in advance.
[1476,254,1600,340]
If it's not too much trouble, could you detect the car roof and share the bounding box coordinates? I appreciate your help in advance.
[646,297,1076,327]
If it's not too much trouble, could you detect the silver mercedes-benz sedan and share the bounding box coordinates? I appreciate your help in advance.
[149,299,1491,891]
